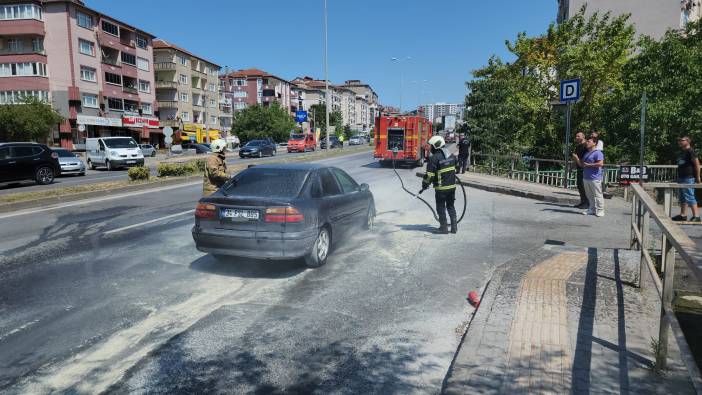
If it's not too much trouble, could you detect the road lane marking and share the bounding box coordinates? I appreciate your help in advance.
[0,181,201,220]
[104,210,194,235]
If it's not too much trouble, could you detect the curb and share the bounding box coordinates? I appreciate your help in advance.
[459,178,579,205]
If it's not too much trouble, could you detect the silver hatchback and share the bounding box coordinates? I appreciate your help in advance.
[52,148,86,176]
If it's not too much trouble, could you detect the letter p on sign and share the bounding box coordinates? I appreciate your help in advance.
[560,78,581,103]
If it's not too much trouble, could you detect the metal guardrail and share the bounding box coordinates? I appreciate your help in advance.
[630,183,702,390]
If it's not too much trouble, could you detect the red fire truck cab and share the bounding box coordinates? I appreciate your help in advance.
[374,114,432,167]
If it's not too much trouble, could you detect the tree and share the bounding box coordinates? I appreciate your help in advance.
[0,96,63,142]
[309,104,344,133]
[231,103,296,143]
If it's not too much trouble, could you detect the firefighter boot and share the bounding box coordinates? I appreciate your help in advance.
[450,216,458,234]
[434,221,449,235]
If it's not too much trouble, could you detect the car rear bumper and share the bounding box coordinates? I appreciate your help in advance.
[59,166,85,174]
[239,151,259,157]
[192,226,317,259]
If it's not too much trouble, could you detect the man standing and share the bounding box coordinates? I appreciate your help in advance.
[590,131,604,151]
[573,138,605,217]
[456,133,471,174]
[421,135,458,234]
[202,139,229,196]
[673,136,701,222]
[572,132,589,209]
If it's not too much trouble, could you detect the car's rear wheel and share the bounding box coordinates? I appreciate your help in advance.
[305,227,330,268]
[35,166,55,185]
[106,160,113,171]
[272,149,276,156]
[258,152,263,158]
[151,151,156,157]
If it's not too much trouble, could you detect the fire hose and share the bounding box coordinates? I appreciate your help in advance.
[390,149,468,224]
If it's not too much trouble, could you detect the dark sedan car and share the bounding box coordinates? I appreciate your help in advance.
[320,136,343,149]
[192,163,375,268]
[239,140,277,158]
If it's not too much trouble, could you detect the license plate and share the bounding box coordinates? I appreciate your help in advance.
[126,160,136,164]
[222,209,259,220]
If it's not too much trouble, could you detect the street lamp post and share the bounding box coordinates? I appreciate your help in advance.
[324,0,331,150]
[391,56,411,113]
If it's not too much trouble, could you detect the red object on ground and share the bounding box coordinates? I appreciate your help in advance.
[468,291,480,308]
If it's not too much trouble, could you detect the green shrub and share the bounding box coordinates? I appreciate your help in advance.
[192,158,206,172]
[127,166,150,181]
[156,160,204,177]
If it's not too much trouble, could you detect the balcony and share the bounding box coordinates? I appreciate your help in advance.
[123,86,138,94]
[193,102,205,108]
[155,81,179,89]
[191,67,206,77]
[160,119,180,128]
[155,62,177,71]
[0,20,45,36]
[156,100,179,109]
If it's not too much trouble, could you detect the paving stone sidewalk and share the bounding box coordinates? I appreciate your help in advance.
[443,244,696,394]
[457,172,581,206]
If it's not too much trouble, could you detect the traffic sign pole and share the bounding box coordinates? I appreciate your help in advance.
[559,78,581,189]
[564,101,572,189]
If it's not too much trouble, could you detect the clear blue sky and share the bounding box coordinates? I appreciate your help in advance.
[90,0,557,110]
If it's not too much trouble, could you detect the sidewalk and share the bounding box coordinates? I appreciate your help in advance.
[457,172,581,206]
[443,244,695,394]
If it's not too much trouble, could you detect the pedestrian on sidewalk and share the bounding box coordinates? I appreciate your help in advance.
[572,138,605,217]
[456,133,471,174]
[672,136,701,222]
[571,132,589,209]
[590,131,604,151]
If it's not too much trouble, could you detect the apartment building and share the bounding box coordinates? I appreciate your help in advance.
[419,102,465,123]
[557,0,701,39]
[0,0,158,148]
[219,68,291,121]
[340,79,378,132]
[153,39,220,138]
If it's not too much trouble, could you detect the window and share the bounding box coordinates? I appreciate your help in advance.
[332,168,359,194]
[76,11,92,28]
[140,102,152,115]
[208,98,216,107]
[31,38,43,53]
[120,52,136,66]
[136,35,148,49]
[203,66,210,75]
[78,39,94,56]
[82,93,98,108]
[101,20,119,36]
[320,169,341,196]
[107,97,123,111]
[0,147,8,160]
[233,91,247,98]
[262,78,269,85]
[138,80,150,93]
[0,4,42,20]
[207,83,216,92]
[234,102,246,110]
[177,55,187,66]
[105,72,121,85]
[224,168,309,198]
[235,78,246,86]
[11,146,37,157]
[80,66,96,82]
[7,38,22,52]
[137,57,149,71]
[124,100,138,113]
[0,62,47,77]
[210,115,217,124]
[180,92,189,102]
[178,74,188,85]
[0,90,48,104]
[180,111,189,121]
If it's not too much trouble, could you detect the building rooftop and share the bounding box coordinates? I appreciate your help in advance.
[153,39,220,68]
[223,68,290,83]
[43,0,156,38]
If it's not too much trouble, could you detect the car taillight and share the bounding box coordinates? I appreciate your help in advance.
[51,152,59,159]
[195,203,216,219]
[265,207,304,223]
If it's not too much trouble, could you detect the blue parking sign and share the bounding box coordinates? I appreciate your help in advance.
[295,110,308,123]
[560,78,581,102]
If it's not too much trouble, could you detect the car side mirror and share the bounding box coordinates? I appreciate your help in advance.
[359,183,369,192]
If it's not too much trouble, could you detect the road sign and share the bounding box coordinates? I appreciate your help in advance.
[560,78,581,102]
[619,165,649,184]
[163,126,174,137]
[77,124,86,132]
[164,136,174,145]
[295,110,308,123]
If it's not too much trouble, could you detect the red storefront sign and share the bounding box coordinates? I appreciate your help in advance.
[122,116,160,129]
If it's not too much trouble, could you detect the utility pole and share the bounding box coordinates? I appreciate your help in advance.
[640,91,647,184]
[324,0,331,150]
[391,56,411,114]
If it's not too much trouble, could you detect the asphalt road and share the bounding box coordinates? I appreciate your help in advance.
[0,147,337,196]
[0,150,632,394]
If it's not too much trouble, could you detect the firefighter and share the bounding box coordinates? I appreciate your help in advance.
[202,139,229,196]
[421,135,458,234]
[456,133,471,174]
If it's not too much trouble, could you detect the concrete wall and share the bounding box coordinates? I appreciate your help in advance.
[43,2,73,117]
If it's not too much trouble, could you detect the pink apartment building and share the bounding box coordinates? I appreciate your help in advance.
[219,68,291,118]
[0,0,158,149]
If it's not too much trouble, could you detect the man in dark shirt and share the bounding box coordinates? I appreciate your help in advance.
[673,136,701,222]
[456,134,471,174]
[572,132,589,209]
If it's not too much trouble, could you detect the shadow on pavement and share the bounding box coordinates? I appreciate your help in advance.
[396,224,436,233]
[541,208,584,215]
[189,254,306,279]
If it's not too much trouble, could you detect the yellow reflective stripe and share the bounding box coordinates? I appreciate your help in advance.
[436,185,456,191]
[438,167,454,174]
[426,171,436,177]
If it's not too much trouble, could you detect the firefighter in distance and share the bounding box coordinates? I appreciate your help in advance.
[420,135,458,234]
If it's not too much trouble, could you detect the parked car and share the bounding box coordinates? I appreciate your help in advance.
[86,137,144,171]
[349,135,366,146]
[192,163,375,268]
[139,144,157,157]
[320,136,343,149]
[287,134,316,153]
[191,144,212,154]
[52,148,86,176]
[0,142,60,185]
[239,140,277,158]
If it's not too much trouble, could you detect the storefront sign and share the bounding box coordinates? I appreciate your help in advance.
[77,115,123,127]
[122,116,160,129]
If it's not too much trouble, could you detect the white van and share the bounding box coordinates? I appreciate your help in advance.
[86,137,144,171]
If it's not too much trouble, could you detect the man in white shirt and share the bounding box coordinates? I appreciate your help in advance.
[591,131,604,151]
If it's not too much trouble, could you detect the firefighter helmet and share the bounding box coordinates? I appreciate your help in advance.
[211,139,227,153]
[428,135,446,149]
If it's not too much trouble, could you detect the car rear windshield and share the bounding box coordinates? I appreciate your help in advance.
[223,168,308,198]
[53,149,74,158]
[290,135,304,140]
[104,138,138,149]
[246,141,264,147]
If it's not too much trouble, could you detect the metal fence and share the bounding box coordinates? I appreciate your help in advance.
[470,153,677,188]
[630,183,702,391]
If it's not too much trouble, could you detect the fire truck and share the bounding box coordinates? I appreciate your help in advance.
[374,114,432,167]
